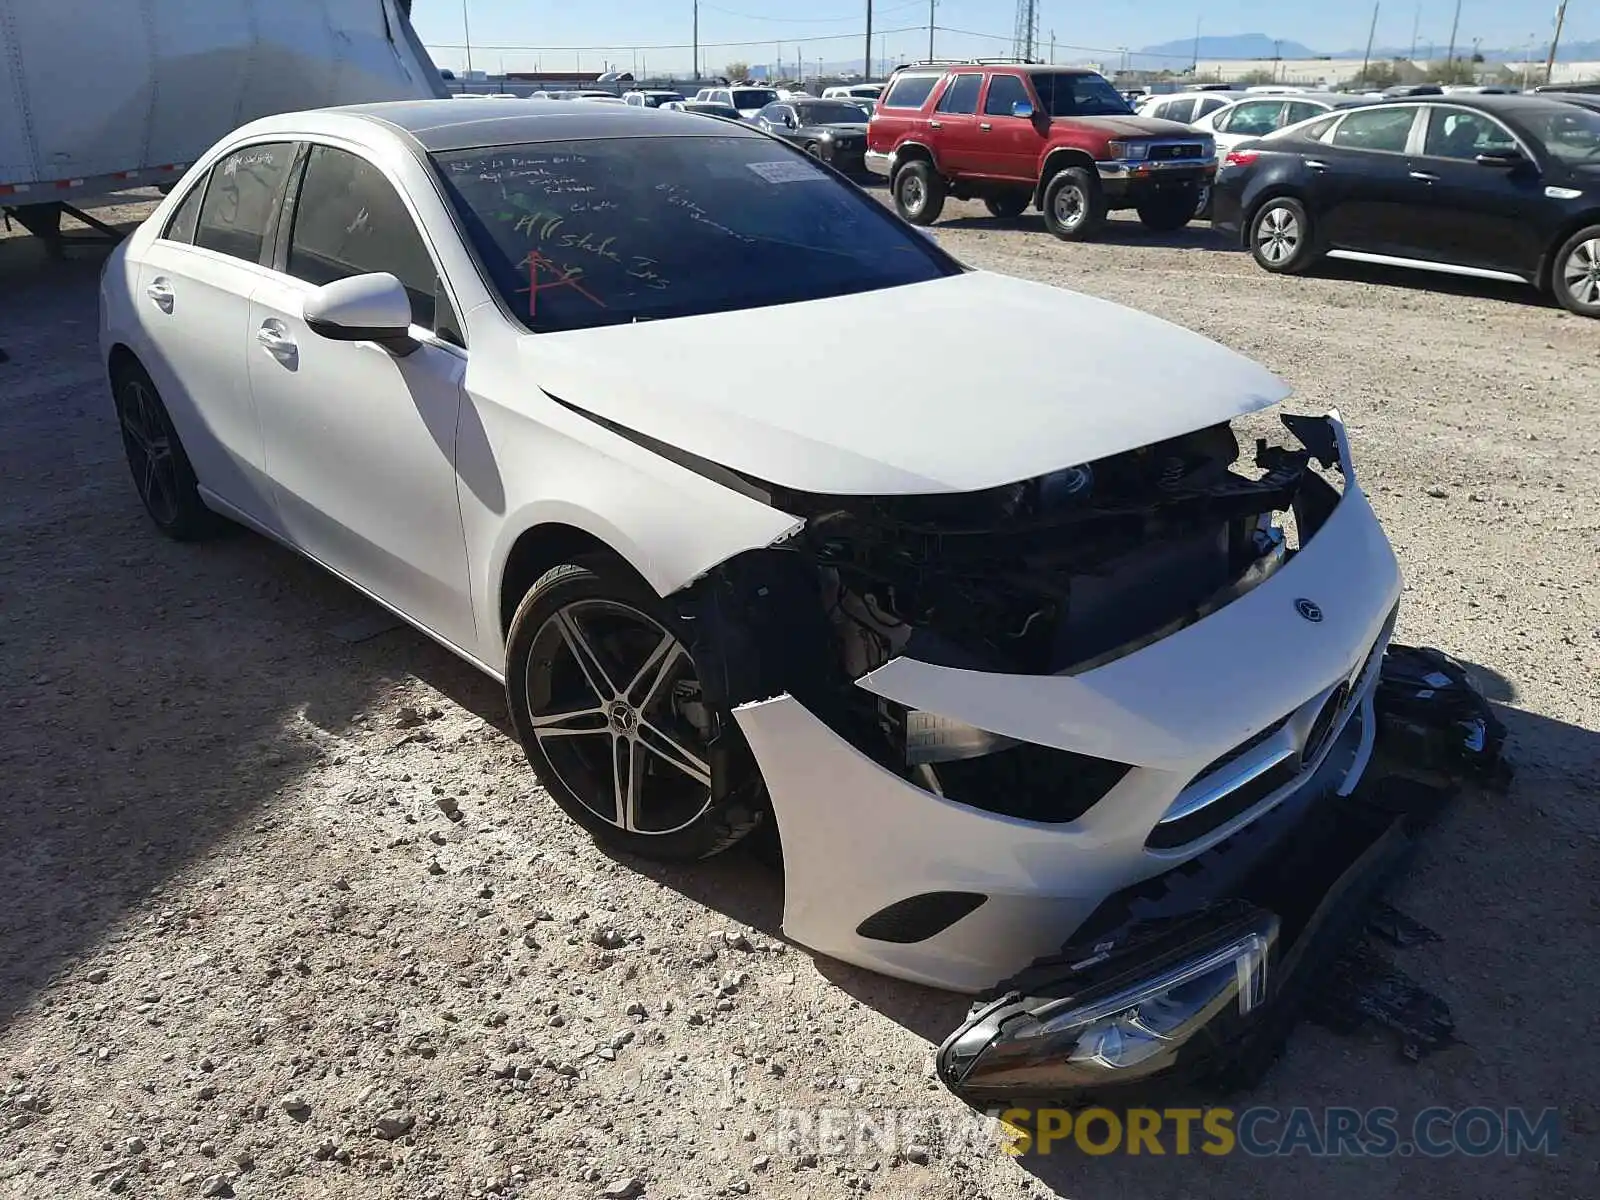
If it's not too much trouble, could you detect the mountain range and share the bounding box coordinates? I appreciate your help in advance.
[1136,32,1600,66]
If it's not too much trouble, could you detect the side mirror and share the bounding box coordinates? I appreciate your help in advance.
[1011,100,1035,119]
[1475,149,1525,169]
[303,273,418,356]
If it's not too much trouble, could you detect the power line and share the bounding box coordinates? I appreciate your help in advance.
[699,0,922,23]
[426,22,928,54]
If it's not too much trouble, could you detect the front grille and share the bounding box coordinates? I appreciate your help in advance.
[1150,142,1206,161]
[1194,714,1292,781]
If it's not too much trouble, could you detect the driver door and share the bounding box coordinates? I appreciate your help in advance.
[247,142,477,651]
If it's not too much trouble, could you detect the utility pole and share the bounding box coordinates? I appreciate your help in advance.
[1192,15,1202,75]
[1051,29,1056,63]
[1361,2,1380,82]
[1446,0,1461,63]
[866,0,873,80]
[928,0,935,61]
[1409,3,1420,60]
[1546,0,1569,85]
[461,0,473,74]
[692,0,699,80]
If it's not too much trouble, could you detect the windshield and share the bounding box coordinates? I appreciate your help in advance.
[796,101,869,125]
[434,137,957,333]
[1528,106,1600,164]
[732,88,779,110]
[1031,72,1134,117]
[644,93,683,107]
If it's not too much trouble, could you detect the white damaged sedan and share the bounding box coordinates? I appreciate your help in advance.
[102,100,1458,1104]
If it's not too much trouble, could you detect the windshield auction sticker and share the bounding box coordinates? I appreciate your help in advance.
[746,161,825,184]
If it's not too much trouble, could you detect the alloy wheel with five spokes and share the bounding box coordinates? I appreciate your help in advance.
[1249,198,1315,274]
[118,377,181,526]
[1558,234,1600,316]
[506,561,764,861]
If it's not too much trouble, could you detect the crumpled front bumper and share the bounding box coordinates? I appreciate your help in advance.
[731,413,1402,994]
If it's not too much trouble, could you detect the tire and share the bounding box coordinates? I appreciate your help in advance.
[1551,224,1600,318]
[110,358,225,541]
[1040,167,1106,241]
[984,192,1029,220]
[1194,184,1213,221]
[1248,196,1318,274]
[1136,188,1198,232]
[504,559,764,863]
[893,159,946,225]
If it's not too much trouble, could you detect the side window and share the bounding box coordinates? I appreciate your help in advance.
[1297,113,1342,142]
[881,73,939,110]
[1163,99,1197,124]
[1196,96,1229,118]
[162,177,206,244]
[1220,101,1285,136]
[983,73,1031,116]
[193,142,297,264]
[935,73,982,115]
[1283,101,1323,125]
[1331,106,1417,153]
[286,145,438,329]
[1423,109,1517,159]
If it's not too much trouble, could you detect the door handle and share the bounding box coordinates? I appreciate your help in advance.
[255,321,296,358]
[145,278,174,313]
[929,119,942,129]
[1304,159,1328,171]
[979,122,992,131]
[1409,170,1440,182]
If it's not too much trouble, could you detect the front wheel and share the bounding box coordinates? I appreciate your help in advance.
[505,560,764,862]
[1135,189,1198,232]
[1552,225,1600,318]
[893,160,946,225]
[1041,167,1106,241]
[1248,196,1317,274]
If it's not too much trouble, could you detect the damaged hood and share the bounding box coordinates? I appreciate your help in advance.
[523,271,1290,495]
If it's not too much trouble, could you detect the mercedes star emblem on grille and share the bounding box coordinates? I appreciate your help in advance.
[1295,598,1324,623]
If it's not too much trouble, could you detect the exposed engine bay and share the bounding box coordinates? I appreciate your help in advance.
[672,414,1347,822]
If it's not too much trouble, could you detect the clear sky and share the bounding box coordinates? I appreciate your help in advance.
[409,1,1590,76]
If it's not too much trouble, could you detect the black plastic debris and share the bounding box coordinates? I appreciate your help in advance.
[1308,941,1456,1062]
[1372,643,1511,790]
[1366,900,1441,949]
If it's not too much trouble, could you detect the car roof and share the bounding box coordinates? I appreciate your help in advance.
[1379,93,1585,118]
[894,63,1097,76]
[240,98,761,153]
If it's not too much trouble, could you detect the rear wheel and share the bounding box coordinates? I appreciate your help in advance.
[984,192,1029,220]
[1041,167,1105,241]
[505,560,764,862]
[1552,224,1600,318]
[893,160,945,225]
[1248,196,1317,274]
[1136,188,1199,232]
[110,359,224,540]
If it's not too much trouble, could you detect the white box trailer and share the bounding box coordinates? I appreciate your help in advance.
[0,0,445,249]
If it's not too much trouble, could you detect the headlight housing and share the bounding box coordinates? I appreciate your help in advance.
[1107,139,1150,161]
[938,903,1278,1100]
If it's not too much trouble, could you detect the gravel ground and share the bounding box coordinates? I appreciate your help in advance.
[1,194,1596,1200]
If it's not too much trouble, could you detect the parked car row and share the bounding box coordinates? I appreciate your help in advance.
[856,61,1600,317]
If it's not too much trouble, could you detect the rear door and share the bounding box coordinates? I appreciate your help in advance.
[978,73,1046,182]
[928,72,986,175]
[1313,105,1426,255]
[133,141,299,526]
[1404,105,1547,276]
[874,71,944,160]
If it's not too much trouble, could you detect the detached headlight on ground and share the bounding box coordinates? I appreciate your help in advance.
[938,904,1278,1100]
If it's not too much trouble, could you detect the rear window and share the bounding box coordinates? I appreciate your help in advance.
[731,88,778,110]
[434,136,958,333]
[882,73,940,109]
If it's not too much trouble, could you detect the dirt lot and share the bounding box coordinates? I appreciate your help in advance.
[1,194,1596,1200]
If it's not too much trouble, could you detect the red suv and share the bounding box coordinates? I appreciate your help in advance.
[865,62,1217,240]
